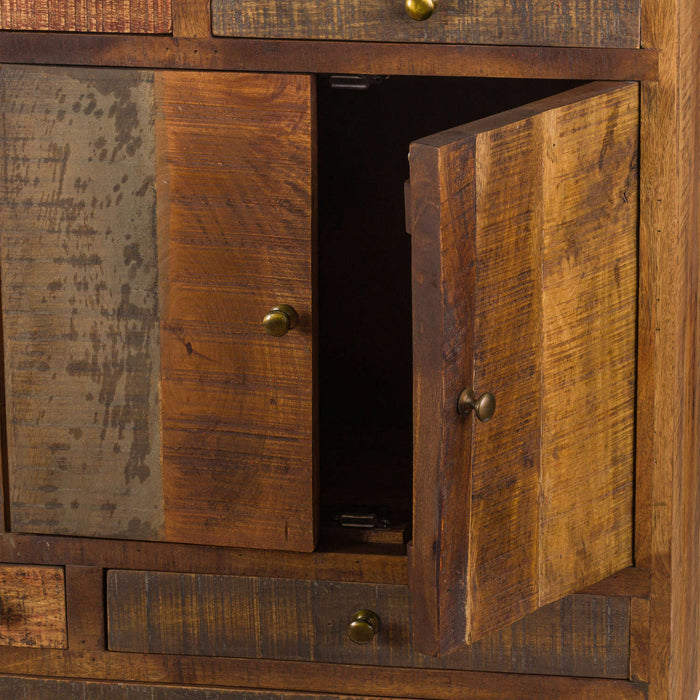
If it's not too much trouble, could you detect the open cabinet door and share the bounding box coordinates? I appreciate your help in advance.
[408,82,638,655]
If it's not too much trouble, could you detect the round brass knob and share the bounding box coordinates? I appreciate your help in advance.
[347,609,380,645]
[457,389,496,423]
[405,0,437,21]
[262,304,298,337]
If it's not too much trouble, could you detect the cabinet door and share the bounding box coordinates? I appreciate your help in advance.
[408,82,638,654]
[0,66,315,551]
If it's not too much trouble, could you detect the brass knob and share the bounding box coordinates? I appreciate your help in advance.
[347,609,380,645]
[457,389,496,423]
[262,304,298,337]
[405,0,437,21]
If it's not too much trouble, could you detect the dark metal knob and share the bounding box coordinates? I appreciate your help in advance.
[262,304,298,337]
[457,389,496,423]
[347,609,380,644]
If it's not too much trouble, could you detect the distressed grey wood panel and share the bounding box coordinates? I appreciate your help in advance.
[0,65,163,539]
[212,0,641,49]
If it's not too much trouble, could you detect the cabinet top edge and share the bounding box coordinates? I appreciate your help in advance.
[0,34,658,81]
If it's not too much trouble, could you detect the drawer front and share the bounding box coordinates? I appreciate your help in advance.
[106,570,630,678]
[212,0,641,48]
[0,565,66,648]
[0,1,171,33]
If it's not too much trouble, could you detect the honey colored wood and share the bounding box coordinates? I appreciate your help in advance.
[640,0,700,696]
[172,0,210,37]
[65,566,105,651]
[630,597,650,683]
[0,0,171,33]
[409,82,638,654]
[0,650,648,699]
[156,71,316,552]
[211,0,640,48]
[0,35,658,81]
[0,565,66,648]
[107,570,631,678]
[0,65,164,540]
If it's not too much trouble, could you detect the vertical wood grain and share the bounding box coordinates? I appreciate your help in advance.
[156,71,316,552]
[0,564,66,648]
[0,0,172,33]
[172,0,210,37]
[409,82,638,652]
[211,0,640,48]
[0,65,164,540]
[65,566,105,650]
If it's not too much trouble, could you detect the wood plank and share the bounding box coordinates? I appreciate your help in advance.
[641,0,700,696]
[630,597,650,683]
[172,0,210,37]
[409,82,638,653]
[211,0,640,49]
[0,648,647,699]
[0,678,415,700]
[0,0,172,33]
[0,533,407,584]
[0,35,659,82]
[155,71,315,552]
[65,566,105,650]
[0,564,66,648]
[106,570,631,679]
[0,65,164,540]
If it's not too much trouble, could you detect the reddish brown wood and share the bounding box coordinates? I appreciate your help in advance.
[65,566,105,651]
[630,597,650,683]
[211,0,641,49]
[409,82,638,654]
[156,70,316,552]
[579,567,650,599]
[0,565,66,648]
[0,0,171,33]
[0,34,658,81]
[0,648,648,699]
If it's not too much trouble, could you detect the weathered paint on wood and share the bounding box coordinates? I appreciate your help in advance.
[0,65,164,540]
[0,0,172,33]
[211,0,640,49]
[0,564,66,648]
[106,570,631,679]
[408,82,638,653]
[156,71,316,552]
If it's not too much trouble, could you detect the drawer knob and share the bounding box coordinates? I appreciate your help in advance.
[457,389,496,423]
[262,304,299,337]
[347,609,380,644]
[405,0,437,21]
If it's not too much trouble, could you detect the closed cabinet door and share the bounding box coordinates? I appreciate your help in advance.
[0,66,316,551]
[407,81,638,654]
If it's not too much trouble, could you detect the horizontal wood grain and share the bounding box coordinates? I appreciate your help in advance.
[107,570,631,678]
[0,564,66,648]
[0,0,171,33]
[212,0,640,48]
[0,35,658,81]
[0,649,648,699]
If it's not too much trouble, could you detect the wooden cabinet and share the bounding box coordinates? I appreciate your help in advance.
[0,1,697,699]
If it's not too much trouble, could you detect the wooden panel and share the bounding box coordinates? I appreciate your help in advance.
[0,649,649,699]
[0,564,66,648]
[107,570,631,679]
[65,566,105,650]
[172,0,210,37]
[156,71,315,552]
[409,82,638,653]
[0,65,164,540]
[0,1,172,33]
[211,0,640,48]
[0,678,403,700]
[0,35,659,82]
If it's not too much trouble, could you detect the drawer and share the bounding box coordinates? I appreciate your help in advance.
[211,0,641,48]
[106,570,631,679]
[0,1,171,33]
[0,564,66,648]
